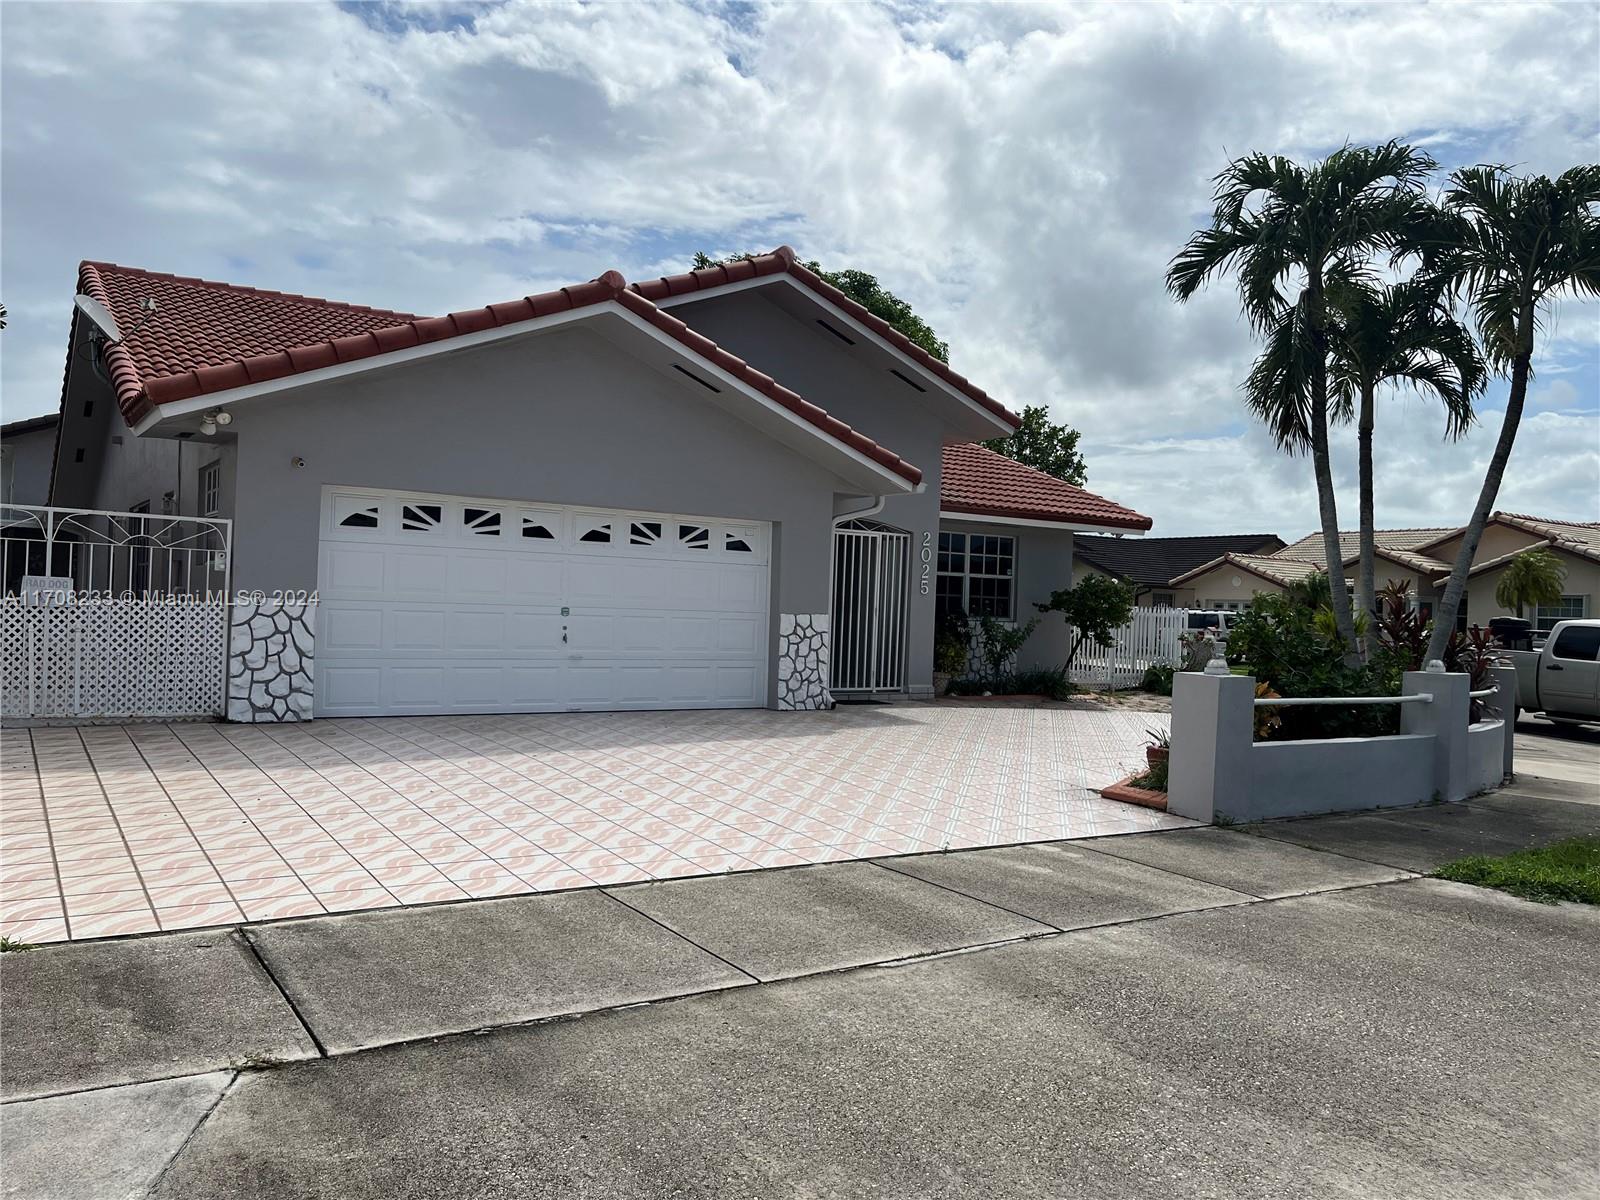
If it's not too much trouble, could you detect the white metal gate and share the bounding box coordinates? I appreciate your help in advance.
[830,520,910,693]
[0,505,232,720]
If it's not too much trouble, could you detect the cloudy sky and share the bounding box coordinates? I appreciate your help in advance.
[3,1,1596,537]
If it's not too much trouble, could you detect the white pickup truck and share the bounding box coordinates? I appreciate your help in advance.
[1507,619,1600,724]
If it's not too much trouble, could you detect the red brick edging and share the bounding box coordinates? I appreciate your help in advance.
[1099,775,1168,812]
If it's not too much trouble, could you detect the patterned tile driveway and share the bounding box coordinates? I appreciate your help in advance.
[1,704,1187,943]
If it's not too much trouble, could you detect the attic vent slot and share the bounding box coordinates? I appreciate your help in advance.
[671,364,721,393]
[888,369,927,393]
[815,319,856,347]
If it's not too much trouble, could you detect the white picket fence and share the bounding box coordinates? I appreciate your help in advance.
[1070,607,1189,690]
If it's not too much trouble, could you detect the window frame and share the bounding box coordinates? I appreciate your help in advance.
[1534,595,1588,633]
[935,531,1016,621]
[199,460,221,517]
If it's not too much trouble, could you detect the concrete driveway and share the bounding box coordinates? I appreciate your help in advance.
[2,773,1594,1199]
[1,703,1182,943]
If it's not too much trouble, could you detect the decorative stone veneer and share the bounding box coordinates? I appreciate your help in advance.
[777,613,833,711]
[228,599,315,723]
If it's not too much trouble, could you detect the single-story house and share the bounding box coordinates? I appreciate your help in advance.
[1167,551,1337,611]
[1415,512,1599,631]
[1172,515,1598,631]
[42,247,1150,718]
[1071,532,1285,607]
[1,413,59,507]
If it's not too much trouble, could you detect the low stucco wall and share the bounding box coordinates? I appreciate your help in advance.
[1245,734,1435,823]
[1170,668,1512,825]
[1467,721,1507,796]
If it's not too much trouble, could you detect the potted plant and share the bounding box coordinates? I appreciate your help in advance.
[1144,727,1170,767]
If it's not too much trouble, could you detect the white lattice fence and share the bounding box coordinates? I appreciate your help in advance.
[1,598,228,720]
[1070,607,1188,690]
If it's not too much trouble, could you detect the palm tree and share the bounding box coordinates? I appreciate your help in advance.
[1417,164,1600,664]
[1168,141,1436,658]
[1493,547,1567,620]
[1327,277,1485,641]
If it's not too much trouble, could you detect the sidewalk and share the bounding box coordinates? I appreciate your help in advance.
[2,773,1595,1198]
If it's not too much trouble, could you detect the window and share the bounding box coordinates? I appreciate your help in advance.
[935,531,1014,619]
[579,522,611,544]
[629,520,662,546]
[1152,592,1176,608]
[401,503,442,532]
[1535,596,1587,633]
[678,524,709,550]
[521,520,555,540]
[198,461,221,516]
[335,498,380,529]
[463,506,501,536]
[724,532,753,553]
[1550,623,1600,662]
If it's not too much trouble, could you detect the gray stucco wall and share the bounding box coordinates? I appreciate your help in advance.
[667,291,970,693]
[940,518,1077,672]
[1,422,58,507]
[224,325,855,704]
[43,318,234,523]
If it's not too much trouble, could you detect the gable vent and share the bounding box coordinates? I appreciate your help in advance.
[671,364,722,393]
[815,318,857,347]
[888,368,927,393]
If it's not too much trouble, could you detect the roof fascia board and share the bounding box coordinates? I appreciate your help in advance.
[659,275,1015,439]
[939,509,1146,534]
[132,300,918,495]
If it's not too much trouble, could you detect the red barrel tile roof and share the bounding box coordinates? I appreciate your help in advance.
[73,261,922,486]
[940,443,1152,531]
[631,247,1021,430]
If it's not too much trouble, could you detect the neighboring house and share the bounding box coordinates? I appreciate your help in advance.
[1168,551,1334,612]
[44,247,1149,717]
[1071,532,1285,607]
[1414,513,1600,632]
[1,413,60,506]
[1172,515,1599,631]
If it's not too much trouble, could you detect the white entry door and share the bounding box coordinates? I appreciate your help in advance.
[315,487,770,716]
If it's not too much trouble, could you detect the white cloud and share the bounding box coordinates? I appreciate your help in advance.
[2,0,1595,538]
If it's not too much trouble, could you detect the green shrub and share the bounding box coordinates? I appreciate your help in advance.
[1141,662,1176,695]
[1128,756,1169,791]
[975,614,1038,686]
[934,608,970,675]
[946,668,1074,700]
[1226,593,1397,740]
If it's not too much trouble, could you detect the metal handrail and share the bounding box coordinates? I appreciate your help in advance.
[1253,693,1433,708]
[1468,684,1499,699]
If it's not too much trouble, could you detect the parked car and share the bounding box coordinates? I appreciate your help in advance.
[1505,619,1600,725]
[1185,610,1235,637]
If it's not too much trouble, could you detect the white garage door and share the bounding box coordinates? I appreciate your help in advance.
[315,487,770,716]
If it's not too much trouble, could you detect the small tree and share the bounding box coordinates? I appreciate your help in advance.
[974,615,1037,687]
[1493,547,1567,619]
[1034,574,1136,675]
[982,405,1087,485]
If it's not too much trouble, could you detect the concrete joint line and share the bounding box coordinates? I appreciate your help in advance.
[241,929,329,1059]
[867,858,1088,931]
[144,1070,239,1198]
[597,888,763,984]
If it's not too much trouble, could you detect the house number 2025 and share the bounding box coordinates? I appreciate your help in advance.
[919,531,932,595]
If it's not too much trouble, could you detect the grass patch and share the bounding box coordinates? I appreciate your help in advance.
[1433,837,1600,906]
[0,936,37,954]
